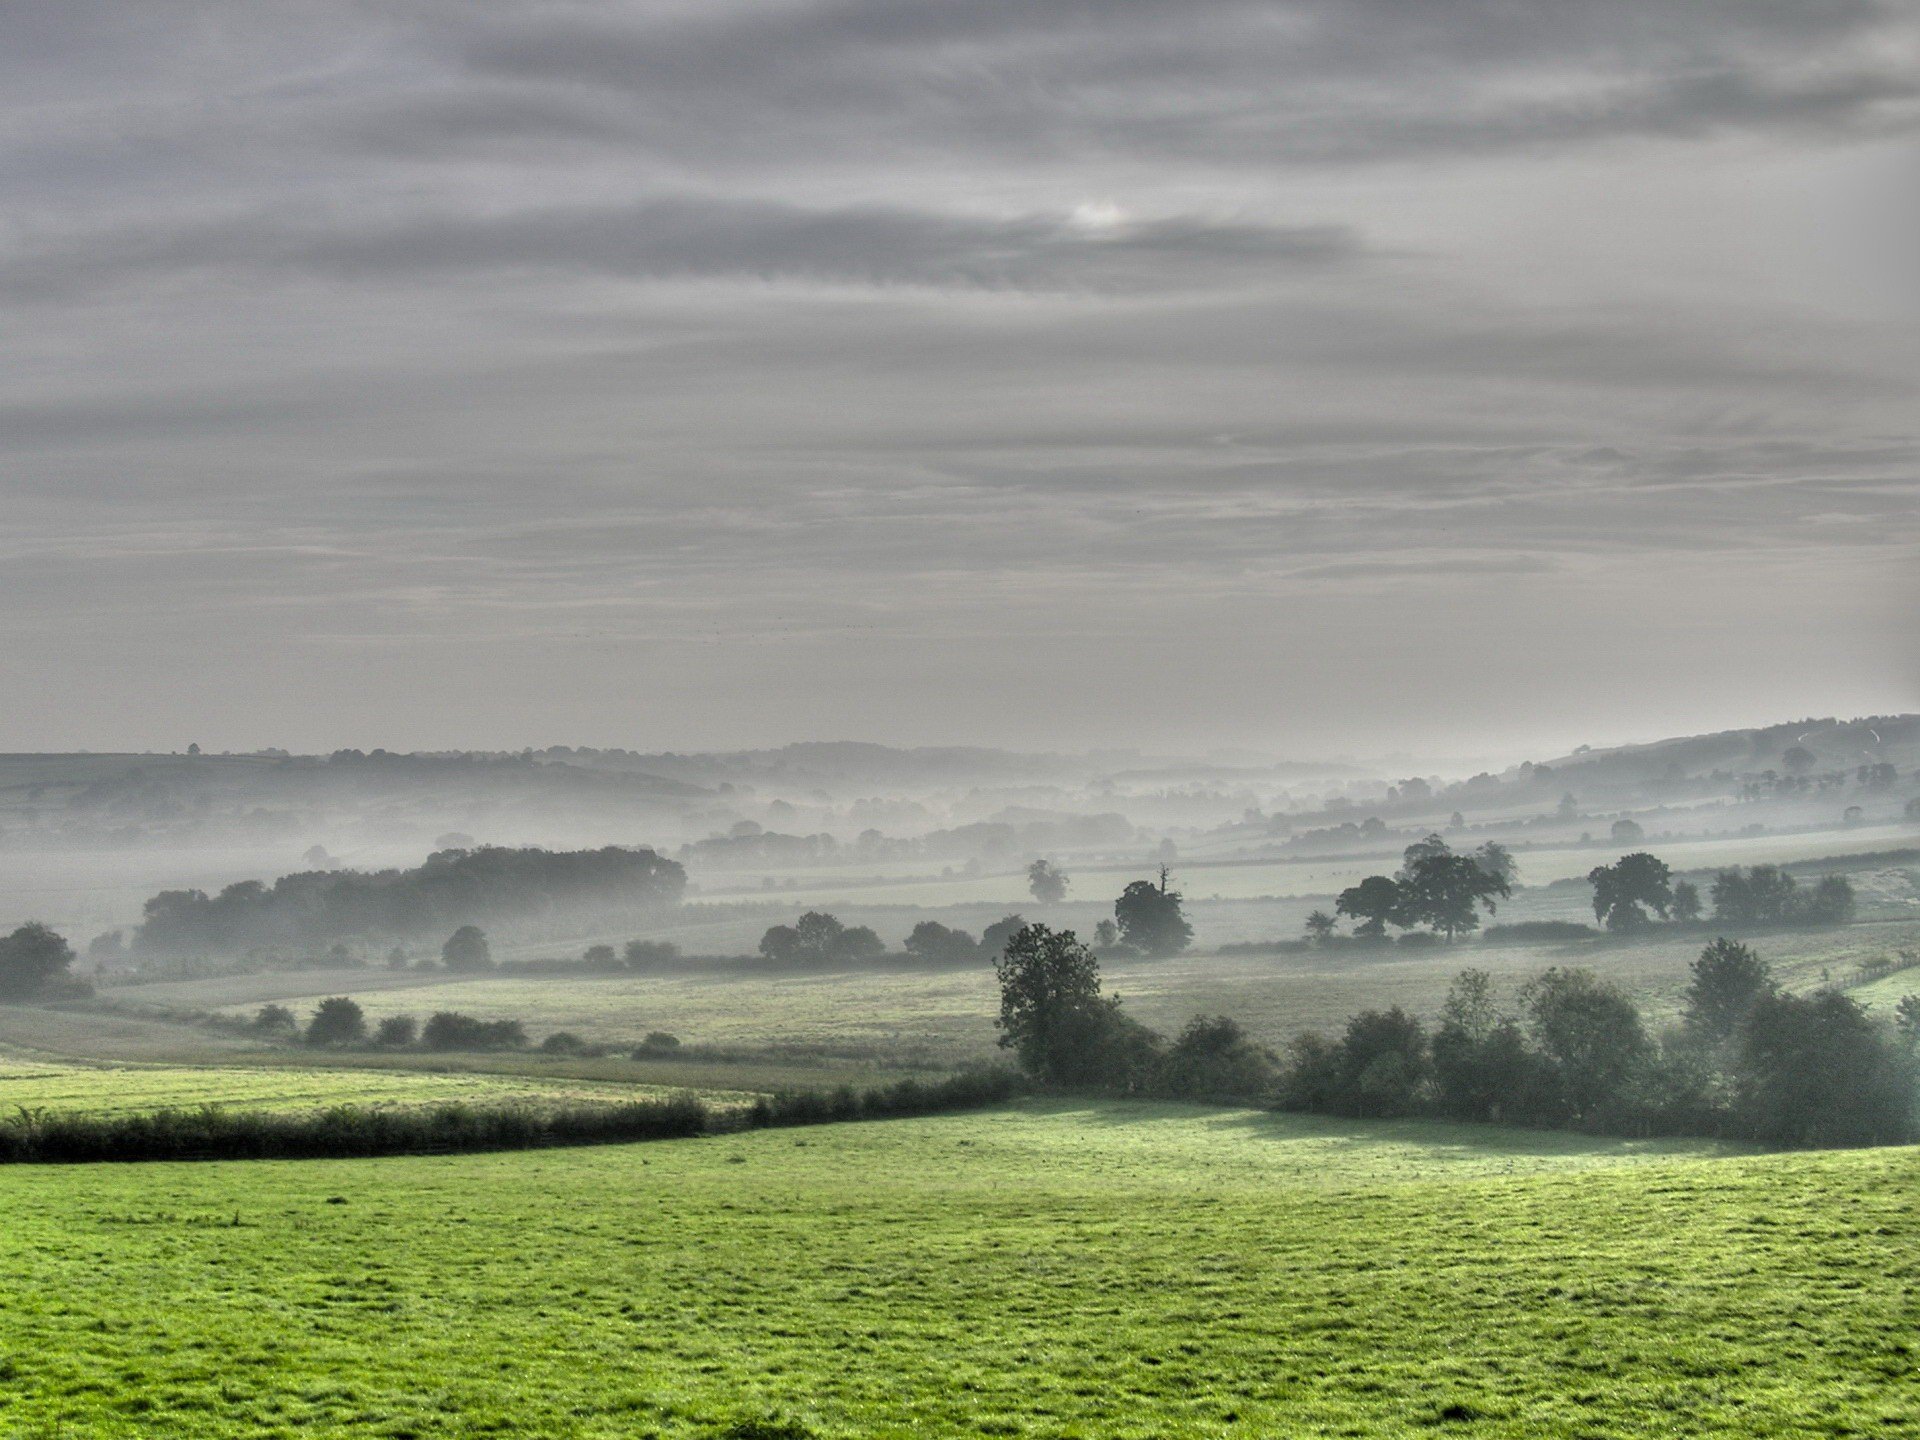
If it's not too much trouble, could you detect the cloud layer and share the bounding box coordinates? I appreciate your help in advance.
[3,0,1916,755]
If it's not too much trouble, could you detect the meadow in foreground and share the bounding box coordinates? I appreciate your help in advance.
[1,1100,1914,1438]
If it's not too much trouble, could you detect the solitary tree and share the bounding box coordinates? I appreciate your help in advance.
[1304,910,1337,944]
[1114,868,1192,956]
[0,922,76,1001]
[442,924,492,972]
[1026,859,1069,904]
[1471,842,1518,887]
[305,997,367,1047]
[1610,818,1645,845]
[1587,852,1674,931]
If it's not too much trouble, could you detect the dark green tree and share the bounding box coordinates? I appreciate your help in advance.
[305,996,367,1047]
[1114,869,1193,956]
[1400,853,1511,940]
[1682,938,1774,1044]
[1334,875,1403,938]
[0,923,76,1001]
[442,924,492,971]
[1521,968,1650,1121]
[1588,852,1673,931]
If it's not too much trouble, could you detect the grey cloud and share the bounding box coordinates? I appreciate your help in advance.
[1,198,1357,300]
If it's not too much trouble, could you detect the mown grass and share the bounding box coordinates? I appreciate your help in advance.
[0,1100,1913,1437]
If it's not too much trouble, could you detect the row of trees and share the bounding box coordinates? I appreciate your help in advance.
[754,868,1197,968]
[1281,944,1916,1146]
[258,998,529,1051]
[991,921,1918,1147]
[1585,854,1856,932]
[136,845,686,955]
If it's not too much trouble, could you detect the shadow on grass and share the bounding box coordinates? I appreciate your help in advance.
[1007,1094,1757,1163]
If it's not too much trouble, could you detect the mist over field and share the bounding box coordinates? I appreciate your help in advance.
[3,2,1918,1437]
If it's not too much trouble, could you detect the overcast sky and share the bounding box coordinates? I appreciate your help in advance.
[4,0,1917,761]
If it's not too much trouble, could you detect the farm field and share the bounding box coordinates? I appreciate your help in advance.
[684,823,1920,913]
[1,1099,1914,1438]
[0,1053,745,1118]
[123,917,1920,1068]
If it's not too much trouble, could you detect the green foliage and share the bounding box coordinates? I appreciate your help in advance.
[442,924,493,972]
[1335,874,1403,936]
[303,997,366,1048]
[1152,1015,1277,1102]
[1683,938,1774,1044]
[0,922,79,1001]
[902,921,979,964]
[421,1011,526,1051]
[1399,851,1511,939]
[1113,870,1192,956]
[757,912,884,965]
[1025,858,1068,904]
[1588,852,1674,931]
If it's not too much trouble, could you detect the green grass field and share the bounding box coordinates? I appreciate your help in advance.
[0,1100,1913,1438]
[0,1053,747,1117]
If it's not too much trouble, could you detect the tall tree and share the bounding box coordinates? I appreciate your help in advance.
[442,924,493,971]
[993,924,1105,1082]
[1683,938,1774,1044]
[1114,868,1192,956]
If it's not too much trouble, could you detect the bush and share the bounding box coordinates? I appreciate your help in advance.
[420,1011,527,1051]
[540,1030,592,1055]
[633,1031,681,1054]
[374,1015,418,1047]
[304,997,366,1047]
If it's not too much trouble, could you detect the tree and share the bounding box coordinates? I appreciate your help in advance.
[1803,875,1856,926]
[836,925,885,961]
[1471,842,1518,887]
[625,939,680,968]
[1587,852,1673,931]
[1431,970,1537,1122]
[993,924,1117,1083]
[421,1011,527,1050]
[1711,866,1797,926]
[1092,919,1119,949]
[1556,793,1578,821]
[980,914,1028,959]
[0,923,77,1001]
[583,943,617,968]
[1734,990,1916,1146]
[1026,859,1068,904]
[793,910,847,961]
[1335,876,1403,938]
[305,997,366,1047]
[1399,852,1510,940]
[1782,745,1817,775]
[1683,939,1774,1045]
[1154,1016,1277,1101]
[1303,910,1337,944]
[758,924,800,962]
[1610,818,1645,844]
[904,921,979,963]
[374,1015,418,1047]
[1670,879,1703,924]
[1114,869,1192,956]
[442,925,492,972]
[1331,1007,1430,1117]
[1521,968,1649,1121]
[1398,833,1451,879]
[251,1003,297,1035]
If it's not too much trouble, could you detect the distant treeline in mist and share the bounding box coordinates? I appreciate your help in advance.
[134,846,685,956]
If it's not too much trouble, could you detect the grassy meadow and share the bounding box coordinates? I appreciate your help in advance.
[0,1053,749,1118]
[106,915,1920,1069]
[1,1099,1914,1438]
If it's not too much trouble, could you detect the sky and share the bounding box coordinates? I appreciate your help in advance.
[4,0,1918,761]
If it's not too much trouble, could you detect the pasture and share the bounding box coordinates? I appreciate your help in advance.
[121,916,1920,1068]
[0,1053,744,1118]
[0,1099,1913,1437]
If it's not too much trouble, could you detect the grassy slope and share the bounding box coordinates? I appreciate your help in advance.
[0,1101,1914,1438]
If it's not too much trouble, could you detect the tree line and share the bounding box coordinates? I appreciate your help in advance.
[992,922,1918,1147]
[0,1070,1021,1165]
[133,845,686,956]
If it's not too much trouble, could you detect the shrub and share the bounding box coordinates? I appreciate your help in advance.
[304,997,366,1047]
[421,1011,526,1051]
[540,1031,591,1055]
[1480,921,1603,944]
[634,1031,681,1053]
[374,1015,418,1047]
